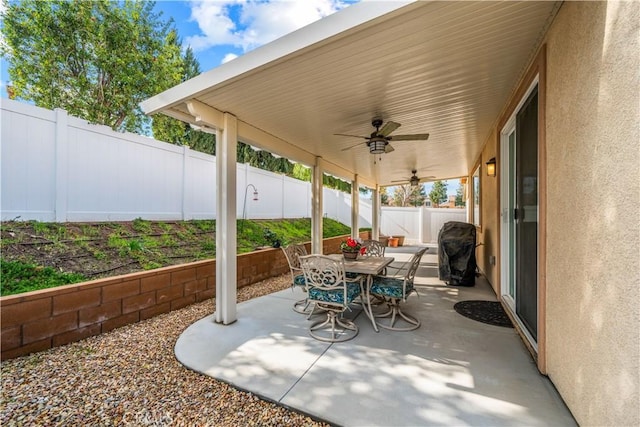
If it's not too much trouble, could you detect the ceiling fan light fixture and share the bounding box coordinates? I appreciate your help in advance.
[410,176,420,187]
[368,137,387,154]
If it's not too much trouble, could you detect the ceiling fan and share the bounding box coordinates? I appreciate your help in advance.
[391,169,435,187]
[336,118,429,155]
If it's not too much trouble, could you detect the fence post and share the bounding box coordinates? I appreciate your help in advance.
[54,109,68,222]
[181,145,189,220]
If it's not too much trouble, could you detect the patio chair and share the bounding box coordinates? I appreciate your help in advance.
[370,247,428,331]
[299,255,364,342]
[362,239,386,257]
[281,244,312,314]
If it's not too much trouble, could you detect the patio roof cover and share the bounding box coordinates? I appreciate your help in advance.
[141,1,559,187]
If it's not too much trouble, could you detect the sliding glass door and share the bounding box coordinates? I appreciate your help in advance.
[501,80,539,345]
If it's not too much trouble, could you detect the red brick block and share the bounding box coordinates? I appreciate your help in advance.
[196,263,215,279]
[207,277,216,289]
[157,284,183,303]
[196,289,215,302]
[195,278,207,292]
[79,301,122,327]
[53,324,101,347]
[23,312,77,344]
[1,298,51,328]
[1,326,21,351]
[122,292,156,314]
[2,338,51,361]
[102,279,140,302]
[140,273,171,293]
[170,294,196,311]
[184,280,199,296]
[171,268,197,285]
[53,288,101,315]
[140,302,171,320]
[102,312,139,333]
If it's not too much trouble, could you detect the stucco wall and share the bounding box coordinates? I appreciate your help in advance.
[544,2,639,425]
[477,128,499,292]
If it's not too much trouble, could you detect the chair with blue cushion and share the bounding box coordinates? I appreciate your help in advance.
[300,255,363,342]
[281,244,311,314]
[370,247,428,331]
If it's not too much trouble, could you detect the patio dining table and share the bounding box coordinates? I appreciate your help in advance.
[329,254,395,333]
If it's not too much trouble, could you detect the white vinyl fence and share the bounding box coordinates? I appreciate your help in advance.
[0,99,465,243]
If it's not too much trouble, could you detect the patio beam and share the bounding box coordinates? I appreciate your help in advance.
[186,100,225,129]
[237,120,316,167]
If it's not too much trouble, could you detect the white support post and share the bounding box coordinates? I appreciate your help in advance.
[311,157,324,254]
[351,175,359,239]
[215,113,238,325]
[54,109,68,222]
[372,186,380,240]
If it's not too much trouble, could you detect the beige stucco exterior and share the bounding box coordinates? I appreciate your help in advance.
[545,2,639,425]
[476,2,639,425]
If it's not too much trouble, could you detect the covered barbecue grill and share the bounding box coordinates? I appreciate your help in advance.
[438,221,477,286]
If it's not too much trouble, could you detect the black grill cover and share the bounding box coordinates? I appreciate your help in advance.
[438,221,476,286]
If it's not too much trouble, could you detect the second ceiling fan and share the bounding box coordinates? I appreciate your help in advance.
[337,118,429,154]
[391,169,435,187]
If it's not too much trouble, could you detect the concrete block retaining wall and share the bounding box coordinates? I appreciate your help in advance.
[0,234,359,360]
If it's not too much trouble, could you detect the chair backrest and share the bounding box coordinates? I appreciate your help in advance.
[299,255,347,293]
[281,244,308,272]
[362,239,385,257]
[404,247,429,286]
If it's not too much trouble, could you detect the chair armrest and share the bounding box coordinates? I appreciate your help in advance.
[385,263,409,276]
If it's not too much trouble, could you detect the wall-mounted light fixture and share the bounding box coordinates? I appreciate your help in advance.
[486,157,497,177]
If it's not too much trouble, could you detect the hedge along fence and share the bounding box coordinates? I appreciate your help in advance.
[0,234,362,360]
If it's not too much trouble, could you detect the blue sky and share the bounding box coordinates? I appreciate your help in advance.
[150,0,358,73]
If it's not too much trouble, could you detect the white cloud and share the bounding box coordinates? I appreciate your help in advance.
[221,52,239,63]
[185,0,350,54]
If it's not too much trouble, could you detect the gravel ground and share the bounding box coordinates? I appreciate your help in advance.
[1,275,329,427]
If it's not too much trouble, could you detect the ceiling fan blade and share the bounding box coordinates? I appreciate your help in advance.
[384,144,395,153]
[389,133,430,141]
[340,140,367,151]
[378,121,401,136]
[333,133,368,139]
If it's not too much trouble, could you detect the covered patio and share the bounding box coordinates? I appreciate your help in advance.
[141,0,562,326]
[175,246,575,426]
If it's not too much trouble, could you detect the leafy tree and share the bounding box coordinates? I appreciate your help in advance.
[428,180,448,207]
[380,187,389,205]
[291,163,311,182]
[1,0,183,133]
[151,45,216,154]
[392,185,426,207]
[455,182,466,207]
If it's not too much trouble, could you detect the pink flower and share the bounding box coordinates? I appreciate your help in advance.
[347,238,357,248]
[359,247,367,255]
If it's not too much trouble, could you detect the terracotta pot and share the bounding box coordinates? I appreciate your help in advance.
[388,237,399,247]
[395,236,405,246]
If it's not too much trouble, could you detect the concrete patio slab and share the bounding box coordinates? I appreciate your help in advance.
[175,247,576,426]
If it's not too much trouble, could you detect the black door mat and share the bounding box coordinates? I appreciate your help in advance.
[453,300,513,328]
